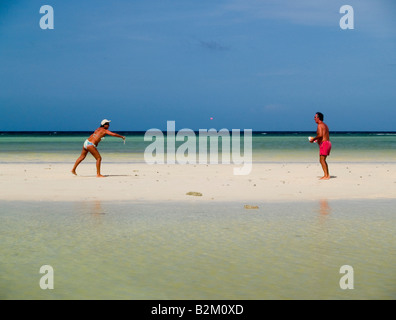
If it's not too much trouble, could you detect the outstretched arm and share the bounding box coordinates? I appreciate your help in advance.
[105,130,125,140]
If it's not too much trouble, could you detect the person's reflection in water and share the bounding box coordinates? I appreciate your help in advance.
[86,200,106,228]
[317,199,331,226]
[91,200,105,216]
[319,199,331,216]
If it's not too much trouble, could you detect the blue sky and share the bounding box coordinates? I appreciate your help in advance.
[0,0,395,131]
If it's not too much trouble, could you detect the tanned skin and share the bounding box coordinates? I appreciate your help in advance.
[71,123,125,177]
[310,114,330,180]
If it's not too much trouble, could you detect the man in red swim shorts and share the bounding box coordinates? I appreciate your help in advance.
[310,112,331,180]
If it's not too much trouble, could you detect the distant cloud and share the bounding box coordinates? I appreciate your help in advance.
[222,0,339,27]
[199,40,230,51]
[182,37,231,52]
[221,0,396,37]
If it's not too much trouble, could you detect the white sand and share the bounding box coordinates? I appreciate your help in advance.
[1,162,395,203]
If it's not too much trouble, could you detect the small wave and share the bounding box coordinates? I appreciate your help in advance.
[374,133,396,136]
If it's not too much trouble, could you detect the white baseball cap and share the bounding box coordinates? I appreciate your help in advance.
[101,119,111,126]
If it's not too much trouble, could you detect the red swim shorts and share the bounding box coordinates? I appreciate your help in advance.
[319,141,331,156]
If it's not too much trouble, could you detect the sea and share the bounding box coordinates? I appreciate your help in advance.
[0,131,396,163]
[0,132,395,300]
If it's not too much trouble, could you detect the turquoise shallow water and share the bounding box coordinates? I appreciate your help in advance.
[0,132,396,163]
[1,199,395,300]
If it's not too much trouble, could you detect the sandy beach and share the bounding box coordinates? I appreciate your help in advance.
[1,162,395,203]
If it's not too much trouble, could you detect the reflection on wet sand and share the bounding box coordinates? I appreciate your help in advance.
[73,200,106,224]
[319,199,331,216]
[91,200,105,216]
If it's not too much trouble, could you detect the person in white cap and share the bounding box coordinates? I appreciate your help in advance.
[71,119,125,177]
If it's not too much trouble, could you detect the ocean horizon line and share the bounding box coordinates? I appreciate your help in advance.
[1,130,396,135]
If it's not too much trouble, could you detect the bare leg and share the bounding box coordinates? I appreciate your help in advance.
[319,155,330,180]
[71,148,88,175]
[87,146,105,177]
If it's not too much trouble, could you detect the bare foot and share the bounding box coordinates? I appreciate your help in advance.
[97,174,106,178]
[71,170,77,176]
[319,176,330,180]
